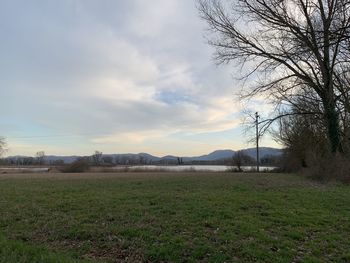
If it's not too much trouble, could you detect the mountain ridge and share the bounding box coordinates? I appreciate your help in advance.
[6,147,282,164]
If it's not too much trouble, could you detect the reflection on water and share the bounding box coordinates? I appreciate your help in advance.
[112,165,276,172]
[0,165,277,172]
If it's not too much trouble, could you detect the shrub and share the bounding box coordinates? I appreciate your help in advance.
[60,158,90,173]
[302,152,350,183]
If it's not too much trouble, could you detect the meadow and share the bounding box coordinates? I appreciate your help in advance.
[0,172,349,262]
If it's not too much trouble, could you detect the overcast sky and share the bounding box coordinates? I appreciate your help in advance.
[1,0,278,157]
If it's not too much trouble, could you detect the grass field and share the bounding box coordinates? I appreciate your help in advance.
[0,172,350,262]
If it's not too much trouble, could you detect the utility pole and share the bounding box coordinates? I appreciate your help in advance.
[255,112,260,172]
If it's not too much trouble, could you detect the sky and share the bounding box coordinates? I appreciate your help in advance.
[0,0,279,157]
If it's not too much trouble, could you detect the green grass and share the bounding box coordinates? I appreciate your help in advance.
[0,172,350,262]
[0,233,86,263]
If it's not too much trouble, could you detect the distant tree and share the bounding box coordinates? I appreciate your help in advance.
[231,150,255,171]
[61,158,90,173]
[260,155,282,167]
[233,151,244,172]
[119,156,128,165]
[92,150,103,166]
[53,159,64,166]
[0,137,7,158]
[139,155,145,165]
[232,151,248,172]
[36,151,45,165]
[102,156,114,165]
[114,156,120,165]
[23,157,34,165]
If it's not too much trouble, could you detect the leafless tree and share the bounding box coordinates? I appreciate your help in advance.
[231,150,255,171]
[0,137,7,158]
[199,0,350,154]
[177,157,184,165]
[92,150,103,166]
[232,151,245,171]
[36,151,45,165]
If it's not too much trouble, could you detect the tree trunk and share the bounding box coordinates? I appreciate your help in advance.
[324,99,343,153]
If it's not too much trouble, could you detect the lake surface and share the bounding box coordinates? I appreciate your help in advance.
[0,165,277,172]
[112,165,276,172]
[0,167,50,172]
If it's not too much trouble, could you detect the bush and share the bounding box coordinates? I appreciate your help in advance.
[60,158,90,173]
[302,152,350,183]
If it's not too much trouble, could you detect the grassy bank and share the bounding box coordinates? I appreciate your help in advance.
[0,172,349,262]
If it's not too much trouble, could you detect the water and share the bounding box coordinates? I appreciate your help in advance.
[112,165,276,172]
[0,167,50,172]
[0,165,277,173]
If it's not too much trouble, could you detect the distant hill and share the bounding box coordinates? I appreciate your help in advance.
[5,147,282,164]
[45,155,81,164]
[160,155,178,161]
[102,153,160,162]
[240,147,283,160]
[186,147,282,161]
[192,149,235,161]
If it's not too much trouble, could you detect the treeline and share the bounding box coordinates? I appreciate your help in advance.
[0,152,281,167]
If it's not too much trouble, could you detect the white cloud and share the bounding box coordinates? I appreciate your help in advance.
[0,0,277,156]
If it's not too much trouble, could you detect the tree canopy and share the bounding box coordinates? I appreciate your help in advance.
[199,0,350,154]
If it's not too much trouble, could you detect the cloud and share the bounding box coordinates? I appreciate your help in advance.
[0,0,276,155]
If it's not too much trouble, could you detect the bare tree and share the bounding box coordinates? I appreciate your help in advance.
[92,150,103,166]
[36,151,45,165]
[231,150,255,171]
[199,0,350,154]
[0,137,7,158]
[232,151,244,172]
